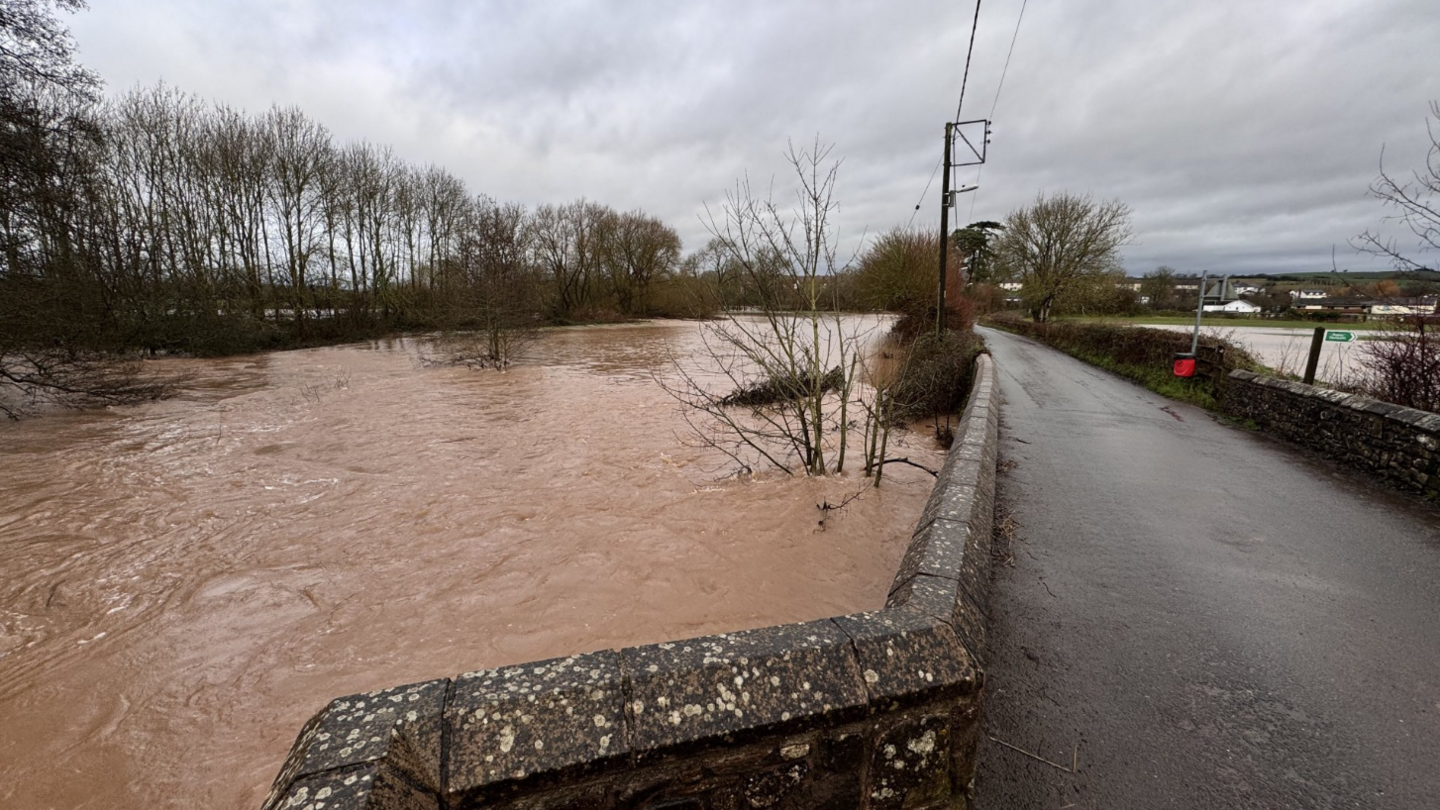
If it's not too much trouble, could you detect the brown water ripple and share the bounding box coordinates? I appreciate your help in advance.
[0,319,943,809]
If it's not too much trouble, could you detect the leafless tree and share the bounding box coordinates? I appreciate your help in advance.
[530,200,614,319]
[0,1,97,104]
[1139,265,1177,310]
[437,196,540,369]
[663,140,879,477]
[995,191,1132,322]
[0,346,170,419]
[602,209,681,316]
[1352,102,1440,273]
[1346,104,1440,411]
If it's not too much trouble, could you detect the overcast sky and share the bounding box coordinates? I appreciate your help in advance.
[66,0,1440,276]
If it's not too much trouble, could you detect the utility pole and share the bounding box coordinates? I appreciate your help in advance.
[934,119,990,335]
[1191,269,1208,355]
[936,122,953,335]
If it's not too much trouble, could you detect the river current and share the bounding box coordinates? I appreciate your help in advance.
[0,319,944,809]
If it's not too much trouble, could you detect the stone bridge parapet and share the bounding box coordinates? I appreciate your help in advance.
[1225,369,1440,497]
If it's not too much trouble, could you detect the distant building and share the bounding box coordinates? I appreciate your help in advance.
[1370,298,1437,318]
[1295,298,1372,317]
[1290,289,1327,300]
[1233,283,1262,296]
[997,281,1023,292]
[1202,300,1262,314]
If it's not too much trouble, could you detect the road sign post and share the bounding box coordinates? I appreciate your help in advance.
[1303,327,1325,385]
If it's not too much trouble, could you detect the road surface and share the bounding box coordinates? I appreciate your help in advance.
[973,326,1440,809]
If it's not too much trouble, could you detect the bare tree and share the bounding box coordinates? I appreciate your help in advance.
[0,0,98,103]
[264,106,331,334]
[1348,105,1440,411]
[440,196,540,369]
[1351,102,1440,273]
[0,1,178,416]
[1140,265,1177,310]
[0,346,170,419]
[603,209,681,316]
[664,140,878,477]
[995,191,1132,322]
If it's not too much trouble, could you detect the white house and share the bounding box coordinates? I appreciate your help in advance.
[1202,300,1262,314]
[1233,283,1262,296]
[1371,300,1437,317]
[1290,289,1327,300]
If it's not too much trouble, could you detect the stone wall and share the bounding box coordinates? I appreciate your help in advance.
[262,355,1000,810]
[1224,369,1440,496]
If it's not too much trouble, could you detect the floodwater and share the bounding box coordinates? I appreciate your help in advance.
[1143,324,1366,383]
[0,319,943,810]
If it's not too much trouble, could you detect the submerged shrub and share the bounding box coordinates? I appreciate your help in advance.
[890,330,985,422]
[721,366,845,407]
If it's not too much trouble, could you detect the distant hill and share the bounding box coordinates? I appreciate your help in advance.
[1262,270,1440,283]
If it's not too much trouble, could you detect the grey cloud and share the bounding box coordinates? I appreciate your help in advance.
[68,0,1440,274]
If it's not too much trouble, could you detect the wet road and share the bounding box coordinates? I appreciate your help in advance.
[973,327,1440,809]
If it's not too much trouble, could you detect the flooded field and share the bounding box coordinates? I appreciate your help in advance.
[1143,324,1367,383]
[0,319,944,809]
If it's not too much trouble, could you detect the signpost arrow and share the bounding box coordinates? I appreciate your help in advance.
[1305,329,1357,384]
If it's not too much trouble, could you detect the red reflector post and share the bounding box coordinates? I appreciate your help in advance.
[1173,354,1196,378]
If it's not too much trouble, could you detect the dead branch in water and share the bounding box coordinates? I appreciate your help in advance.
[815,487,867,532]
[0,348,177,420]
[877,456,938,476]
[719,365,844,407]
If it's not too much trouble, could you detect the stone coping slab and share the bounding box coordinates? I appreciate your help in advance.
[263,354,1000,810]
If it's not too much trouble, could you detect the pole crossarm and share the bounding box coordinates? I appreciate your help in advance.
[952,119,992,167]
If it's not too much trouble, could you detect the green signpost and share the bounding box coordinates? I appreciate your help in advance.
[1304,329,1356,384]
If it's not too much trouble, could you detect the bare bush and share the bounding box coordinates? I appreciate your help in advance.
[663,140,872,477]
[1356,317,1440,412]
[0,347,172,419]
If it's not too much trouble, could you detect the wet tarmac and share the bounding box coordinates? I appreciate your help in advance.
[974,326,1440,809]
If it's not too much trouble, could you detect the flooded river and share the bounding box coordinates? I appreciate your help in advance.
[0,319,943,809]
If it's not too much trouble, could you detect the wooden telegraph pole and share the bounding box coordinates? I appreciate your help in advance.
[935,120,990,335]
[936,122,953,335]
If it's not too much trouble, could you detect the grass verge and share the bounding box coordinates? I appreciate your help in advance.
[982,314,1264,411]
[1062,315,1381,331]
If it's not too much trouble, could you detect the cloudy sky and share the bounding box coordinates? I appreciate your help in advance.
[66,0,1439,275]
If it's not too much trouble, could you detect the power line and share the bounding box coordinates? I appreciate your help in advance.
[949,0,984,201]
[969,0,1029,222]
[910,1,985,230]
[907,158,943,230]
[954,0,984,122]
[987,0,1028,122]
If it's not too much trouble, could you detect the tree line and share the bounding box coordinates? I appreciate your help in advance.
[2,79,719,357]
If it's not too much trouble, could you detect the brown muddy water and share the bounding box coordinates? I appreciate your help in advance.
[0,319,945,809]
